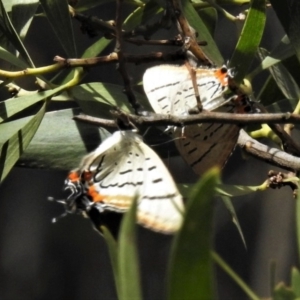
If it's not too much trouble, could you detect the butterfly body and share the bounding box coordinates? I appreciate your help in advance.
[62,131,184,234]
[143,64,252,175]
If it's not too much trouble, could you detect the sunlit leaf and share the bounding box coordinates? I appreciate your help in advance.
[0,102,46,182]
[0,0,33,66]
[230,0,266,83]
[70,82,151,117]
[0,45,27,68]
[81,37,111,58]
[0,85,68,123]
[11,0,39,40]
[40,0,77,57]
[257,36,294,72]
[168,168,219,300]
[18,108,112,170]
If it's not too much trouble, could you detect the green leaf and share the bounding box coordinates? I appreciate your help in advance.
[123,1,162,32]
[0,0,34,66]
[273,282,296,300]
[220,195,246,248]
[0,102,46,182]
[266,98,298,113]
[196,7,217,37]
[11,0,39,40]
[102,226,120,299]
[70,82,151,117]
[0,85,68,123]
[230,0,266,84]
[270,0,300,63]
[258,48,300,100]
[118,197,142,300]
[257,75,285,106]
[18,108,112,170]
[81,37,111,58]
[0,46,27,68]
[168,168,219,300]
[182,0,223,65]
[255,36,295,73]
[212,252,260,300]
[178,183,259,198]
[75,0,114,12]
[292,267,300,297]
[40,0,77,57]
[216,183,260,197]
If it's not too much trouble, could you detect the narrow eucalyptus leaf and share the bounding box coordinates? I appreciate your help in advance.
[0,103,46,182]
[40,0,77,57]
[19,108,112,170]
[118,198,142,300]
[168,168,219,300]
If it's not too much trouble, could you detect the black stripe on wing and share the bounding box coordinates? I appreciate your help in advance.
[147,81,181,93]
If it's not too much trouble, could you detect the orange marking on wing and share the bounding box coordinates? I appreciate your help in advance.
[87,185,105,202]
[214,68,228,86]
[68,171,80,182]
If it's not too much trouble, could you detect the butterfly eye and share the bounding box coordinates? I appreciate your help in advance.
[220,66,228,74]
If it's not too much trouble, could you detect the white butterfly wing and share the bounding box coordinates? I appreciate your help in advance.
[174,123,240,175]
[82,131,183,234]
[143,65,233,115]
[143,65,197,115]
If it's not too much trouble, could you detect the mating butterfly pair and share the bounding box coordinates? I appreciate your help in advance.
[54,64,252,235]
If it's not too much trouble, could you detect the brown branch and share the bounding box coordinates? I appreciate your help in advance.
[54,51,185,67]
[238,129,300,171]
[73,113,300,172]
[74,111,300,127]
[73,115,117,127]
[125,37,208,47]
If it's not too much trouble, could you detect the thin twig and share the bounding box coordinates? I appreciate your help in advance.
[115,0,143,114]
[167,0,212,65]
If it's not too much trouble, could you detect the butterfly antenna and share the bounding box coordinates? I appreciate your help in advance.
[141,127,151,138]
[48,196,69,223]
[52,212,68,223]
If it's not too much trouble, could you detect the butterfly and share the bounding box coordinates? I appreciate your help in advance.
[55,130,184,236]
[143,64,252,175]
